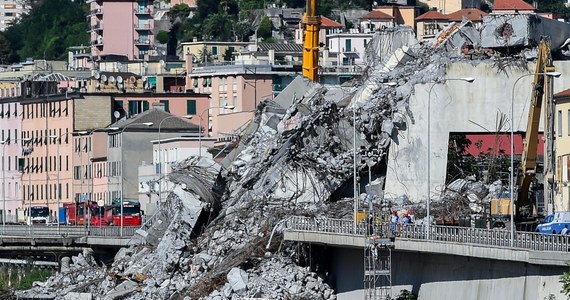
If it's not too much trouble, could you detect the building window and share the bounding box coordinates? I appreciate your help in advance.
[567,109,570,136]
[345,39,351,52]
[559,110,563,137]
[212,46,218,55]
[128,100,149,116]
[187,100,196,115]
[160,100,170,112]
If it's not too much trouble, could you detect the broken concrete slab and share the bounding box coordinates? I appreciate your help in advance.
[104,280,138,300]
[481,14,570,50]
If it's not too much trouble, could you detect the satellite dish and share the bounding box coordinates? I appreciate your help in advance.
[114,111,120,118]
[94,72,100,80]
[159,60,165,67]
[101,74,107,82]
[129,76,136,84]
[97,200,104,207]
[118,83,124,90]
[143,61,149,68]
[117,76,123,84]
[95,82,100,89]
[109,76,115,83]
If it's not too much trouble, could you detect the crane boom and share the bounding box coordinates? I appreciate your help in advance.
[517,37,556,220]
[302,0,320,82]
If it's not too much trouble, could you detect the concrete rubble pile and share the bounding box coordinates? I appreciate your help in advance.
[20,17,568,298]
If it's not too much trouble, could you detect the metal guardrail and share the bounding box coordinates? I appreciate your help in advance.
[285,216,570,252]
[0,225,138,238]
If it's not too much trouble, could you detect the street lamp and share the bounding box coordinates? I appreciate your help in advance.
[509,71,561,247]
[157,115,192,206]
[427,77,474,239]
[1,138,31,233]
[198,105,235,157]
[119,122,153,236]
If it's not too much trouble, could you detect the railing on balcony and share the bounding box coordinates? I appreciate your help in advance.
[134,39,151,46]
[135,7,152,14]
[135,23,152,31]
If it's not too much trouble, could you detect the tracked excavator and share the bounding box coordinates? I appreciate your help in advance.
[490,37,557,231]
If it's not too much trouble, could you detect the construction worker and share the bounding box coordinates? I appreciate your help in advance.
[390,211,399,236]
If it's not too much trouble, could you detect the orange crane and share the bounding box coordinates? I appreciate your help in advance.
[302,0,320,82]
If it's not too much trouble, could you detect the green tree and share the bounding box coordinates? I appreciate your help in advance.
[446,134,475,183]
[561,261,570,297]
[4,0,88,62]
[0,33,11,64]
[257,16,273,40]
[203,12,233,41]
[156,30,169,44]
[169,3,191,21]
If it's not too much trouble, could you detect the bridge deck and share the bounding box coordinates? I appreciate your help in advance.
[283,216,570,266]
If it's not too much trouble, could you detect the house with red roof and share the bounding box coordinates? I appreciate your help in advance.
[415,10,449,41]
[295,16,344,48]
[358,10,395,33]
[415,8,488,40]
[491,0,536,14]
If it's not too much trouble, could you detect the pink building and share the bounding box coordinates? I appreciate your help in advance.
[88,0,155,60]
[0,81,24,222]
[20,91,77,217]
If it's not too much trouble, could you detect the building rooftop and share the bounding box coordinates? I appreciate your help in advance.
[359,10,395,20]
[111,108,199,132]
[493,0,535,11]
[321,16,343,28]
[554,88,570,98]
[446,8,489,21]
[415,10,449,21]
[257,43,303,53]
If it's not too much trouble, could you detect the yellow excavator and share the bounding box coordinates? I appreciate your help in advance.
[302,0,320,82]
[490,37,556,230]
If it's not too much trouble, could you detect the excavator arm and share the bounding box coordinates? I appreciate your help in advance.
[302,0,320,82]
[517,37,556,219]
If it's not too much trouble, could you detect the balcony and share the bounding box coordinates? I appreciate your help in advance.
[89,22,103,32]
[134,23,152,31]
[135,7,152,15]
[134,39,151,46]
[91,39,103,47]
[88,8,102,17]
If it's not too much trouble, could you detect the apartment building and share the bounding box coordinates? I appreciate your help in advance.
[554,89,570,212]
[0,1,27,31]
[0,80,22,221]
[422,0,482,14]
[87,0,155,60]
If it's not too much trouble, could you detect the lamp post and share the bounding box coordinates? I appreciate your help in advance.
[198,105,235,157]
[119,122,153,236]
[157,115,192,207]
[509,71,561,247]
[427,77,474,239]
[1,138,31,234]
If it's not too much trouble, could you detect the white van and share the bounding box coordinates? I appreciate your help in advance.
[536,212,570,234]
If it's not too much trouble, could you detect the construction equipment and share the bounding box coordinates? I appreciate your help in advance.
[302,0,320,82]
[490,37,555,230]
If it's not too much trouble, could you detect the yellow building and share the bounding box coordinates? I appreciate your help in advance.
[554,89,570,211]
[180,41,249,64]
[422,0,482,14]
[376,6,419,30]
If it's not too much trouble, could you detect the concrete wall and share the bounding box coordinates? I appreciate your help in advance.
[329,246,567,300]
[384,60,570,204]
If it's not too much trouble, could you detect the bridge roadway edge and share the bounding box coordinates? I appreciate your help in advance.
[284,231,570,266]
